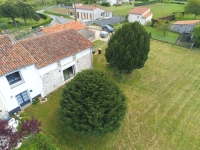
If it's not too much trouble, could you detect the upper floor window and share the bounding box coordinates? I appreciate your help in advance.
[6,71,22,85]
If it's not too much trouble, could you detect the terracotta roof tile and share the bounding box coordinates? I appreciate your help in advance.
[142,12,152,18]
[129,7,150,15]
[0,36,36,76]
[42,21,87,34]
[20,29,94,69]
[173,20,200,25]
[76,6,100,10]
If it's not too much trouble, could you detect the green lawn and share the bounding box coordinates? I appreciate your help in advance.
[144,26,180,43]
[25,40,200,149]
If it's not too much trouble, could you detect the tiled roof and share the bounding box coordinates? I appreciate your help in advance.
[142,12,152,18]
[173,20,200,25]
[76,6,100,10]
[0,36,36,76]
[129,7,150,15]
[20,29,94,69]
[42,21,87,34]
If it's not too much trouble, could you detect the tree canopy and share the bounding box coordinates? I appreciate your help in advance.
[184,0,200,19]
[17,1,36,25]
[105,22,151,73]
[60,69,127,136]
[154,20,170,37]
[193,24,200,48]
[0,1,20,27]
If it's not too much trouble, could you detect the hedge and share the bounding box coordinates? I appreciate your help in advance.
[32,13,52,29]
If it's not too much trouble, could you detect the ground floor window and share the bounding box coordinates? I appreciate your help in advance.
[16,91,31,107]
[63,66,75,81]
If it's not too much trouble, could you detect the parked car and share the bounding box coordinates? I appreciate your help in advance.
[100,31,109,38]
[102,25,114,33]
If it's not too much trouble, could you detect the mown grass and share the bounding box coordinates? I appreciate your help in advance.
[25,40,200,150]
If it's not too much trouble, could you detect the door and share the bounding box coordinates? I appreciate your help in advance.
[16,91,31,107]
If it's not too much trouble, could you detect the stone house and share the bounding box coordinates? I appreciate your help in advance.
[171,20,200,33]
[0,29,93,118]
[39,21,95,40]
[128,7,153,25]
[76,6,112,21]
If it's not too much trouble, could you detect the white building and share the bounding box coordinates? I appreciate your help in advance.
[128,7,153,25]
[0,29,93,118]
[171,20,200,33]
[76,6,112,21]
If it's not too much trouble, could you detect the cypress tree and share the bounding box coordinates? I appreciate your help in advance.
[105,22,151,73]
[60,69,127,136]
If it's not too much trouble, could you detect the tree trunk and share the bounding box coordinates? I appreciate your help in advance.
[164,32,166,37]
[11,18,17,28]
[23,17,27,25]
[73,0,77,21]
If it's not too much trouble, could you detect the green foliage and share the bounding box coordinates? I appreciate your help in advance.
[20,112,30,122]
[175,12,183,20]
[105,22,151,73]
[60,69,127,136]
[101,2,110,7]
[32,98,39,105]
[32,13,51,29]
[193,24,200,48]
[32,13,41,23]
[184,0,200,19]
[16,1,36,25]
[0,23,6,29]
[154,20,170,37]
[18,133,57,150]
[0,1,20,26]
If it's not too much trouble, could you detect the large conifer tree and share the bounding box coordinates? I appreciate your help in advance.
[105,22,151,73]
[60,69,127,136]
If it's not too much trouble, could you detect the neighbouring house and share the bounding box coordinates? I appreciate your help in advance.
[76,6,112,21]
[0,29,94,118]
[72,3,83,8]
[39,21,95,40]
[128,7,153,25]
[101,0,122,6]
[171,20,200,33]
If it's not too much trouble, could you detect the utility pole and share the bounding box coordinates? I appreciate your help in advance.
[73,0,77,21]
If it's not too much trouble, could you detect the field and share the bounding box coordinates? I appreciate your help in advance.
[25,40,200,149]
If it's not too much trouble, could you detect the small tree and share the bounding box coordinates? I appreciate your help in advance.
[184,0,200,19]
[60,69,127,136]
[193,24,200,48]
[175,12,183,21]
[105,22,151,73]
[154,20,170,37]
[17,1,36,25]
[0,2,20,27]
[32,13,41,23]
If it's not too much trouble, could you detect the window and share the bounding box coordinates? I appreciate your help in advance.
[16,91,31,107]
[6,71,22,85]
[63,66,75,81]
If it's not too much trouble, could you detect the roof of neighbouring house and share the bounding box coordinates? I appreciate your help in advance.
[76,6,101,10]
[41,21,87,34]
[173,20,200,25]
[129,7,150,15]
[20,29,94,69]
[0,36,36,76]
[141,12,153,18]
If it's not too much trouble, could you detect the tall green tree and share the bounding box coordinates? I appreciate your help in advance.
[17,1,36,25]
[193,24,200,48]
[60,69,127,136]
[105,22,151,73]
[184,0,200,19]
[154,20,170,37]
[0,2,20,27]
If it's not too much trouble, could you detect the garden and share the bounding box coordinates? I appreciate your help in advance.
[23,38,200,149]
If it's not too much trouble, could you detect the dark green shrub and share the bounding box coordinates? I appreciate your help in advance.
[32,98,39,104]
[32,13,52,29]
[101,2,110,6]
[0,23,7,29]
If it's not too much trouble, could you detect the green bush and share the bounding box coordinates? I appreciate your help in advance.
[101,2,110,6]
[18,133,57,150]
[32,13,52,29]
[32,98,39,104]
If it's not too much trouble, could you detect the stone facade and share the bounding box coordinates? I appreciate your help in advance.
[76,53,92,73]
[41,51,92,96]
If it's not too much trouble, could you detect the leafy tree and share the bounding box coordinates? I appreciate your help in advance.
[17,1,36,25]
[175,12,183,21]
[0,1,20,27]
[60,69,127,136]
[184,0,200,19]
[193,24,200,48]
[154,20,170,37]
[105,22,151,73]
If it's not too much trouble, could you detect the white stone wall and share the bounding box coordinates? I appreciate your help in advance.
[76,52,92,73]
